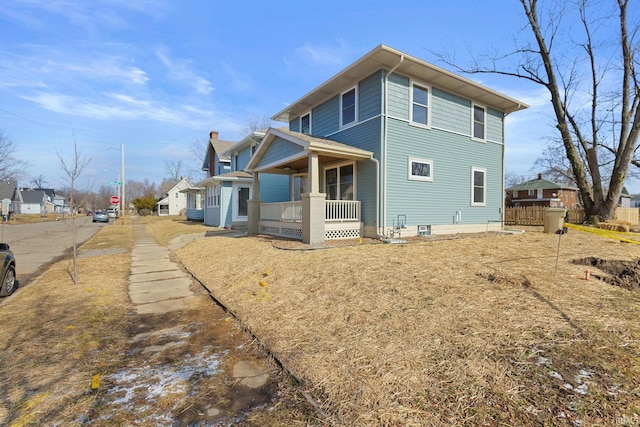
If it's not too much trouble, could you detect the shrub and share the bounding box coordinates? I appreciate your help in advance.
[139,209,152,216]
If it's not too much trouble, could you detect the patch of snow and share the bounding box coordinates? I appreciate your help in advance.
[549,371,564,381]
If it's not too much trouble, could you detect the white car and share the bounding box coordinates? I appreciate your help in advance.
[107,209,118,218]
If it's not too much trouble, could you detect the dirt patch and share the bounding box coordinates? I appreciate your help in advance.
[573,257,640,290]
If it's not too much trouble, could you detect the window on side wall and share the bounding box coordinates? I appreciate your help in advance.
[408,157,433,181]
[341,87,357,127]
[472,104,486,141]
[411,84,429,126]
[471,167,486,206]
[300,113,311,135]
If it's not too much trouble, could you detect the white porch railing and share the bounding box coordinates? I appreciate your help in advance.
[325,200,360,222]
[260,201,302,222]
[259,200,361,240]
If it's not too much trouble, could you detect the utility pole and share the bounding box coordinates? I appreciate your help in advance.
[121,143,125,224]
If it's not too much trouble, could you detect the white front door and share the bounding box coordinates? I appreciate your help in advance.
[232,184,252,222]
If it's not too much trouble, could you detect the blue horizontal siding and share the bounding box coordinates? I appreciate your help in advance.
[259,174,290,203]
[257,136,304,168]
[384,118,503,226]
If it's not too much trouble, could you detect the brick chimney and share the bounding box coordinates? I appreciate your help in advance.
[538,173,543,180]
[209,131,219,140]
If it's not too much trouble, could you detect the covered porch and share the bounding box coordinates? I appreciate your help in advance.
[245,128,374,244]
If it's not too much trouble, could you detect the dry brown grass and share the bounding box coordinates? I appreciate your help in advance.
[175,228,640,426]
[141,215,224,246]
[0,225,133,426]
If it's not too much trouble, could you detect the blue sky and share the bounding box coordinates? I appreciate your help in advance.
[1,0,636,193]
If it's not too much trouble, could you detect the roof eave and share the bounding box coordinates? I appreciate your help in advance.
[272,44,528,123]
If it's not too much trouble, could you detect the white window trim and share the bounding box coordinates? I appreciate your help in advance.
[232,183,252,221]
[471,103,487,142]
[471,167,486,206]
[410,81,431,128]
[322,160,357,200]
[339,86,358,129]
[300,111,312,135]
[408,157,433,182]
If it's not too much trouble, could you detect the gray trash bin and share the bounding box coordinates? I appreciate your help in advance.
[544,208,567,234]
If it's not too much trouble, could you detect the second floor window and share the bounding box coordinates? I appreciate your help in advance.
[411,84,429,126]
[341,88,356,126]
[301,113,311,134]
[473,105,486,140]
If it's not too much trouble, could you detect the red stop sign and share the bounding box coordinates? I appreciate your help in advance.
[110,195,120,205]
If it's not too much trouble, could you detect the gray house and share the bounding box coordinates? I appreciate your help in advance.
[246,45,528,244]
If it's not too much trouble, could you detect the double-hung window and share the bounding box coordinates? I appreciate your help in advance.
[472,104,486,140]
[471,167,486,206]
[300,113,311,135]
[411,84,429,126]
[341,88,357,127]
[325,163,354,200]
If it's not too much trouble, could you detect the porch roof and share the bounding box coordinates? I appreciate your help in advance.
[245,128,374,174]
[197,171,252,187]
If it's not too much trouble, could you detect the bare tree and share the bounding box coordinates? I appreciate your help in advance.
[240,114,274,136]
[164,159,183,184]
[188,139,208,180]
[0,131,28,182]
[126,178,158,201]
[57,141,91,285]
[437,0,640,221]
[30,174,48,189]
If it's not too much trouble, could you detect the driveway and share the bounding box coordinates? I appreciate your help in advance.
[0,216,104,285]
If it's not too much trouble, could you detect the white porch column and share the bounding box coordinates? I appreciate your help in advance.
[248,172,261,236]
[308,151,321,194]
[302,152,325,244]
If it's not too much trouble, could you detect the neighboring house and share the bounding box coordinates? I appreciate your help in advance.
[506,174,580,208]
[0,180,18,215]
[245,45,528,244]
[53,195,70,214]
[14,188,55,214]
[202,131,235,177]
[181,182,205,221]
[619,187,631,208]
[199,131,288,228]
[156,178,193,216]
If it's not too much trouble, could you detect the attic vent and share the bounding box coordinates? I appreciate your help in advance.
[417,225,431,236]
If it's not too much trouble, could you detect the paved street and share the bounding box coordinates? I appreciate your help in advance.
[0,216,104,284]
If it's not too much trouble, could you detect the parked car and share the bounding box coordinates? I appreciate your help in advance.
[93,210,109,223]
[0,243,16,297]
[107,208,118,218]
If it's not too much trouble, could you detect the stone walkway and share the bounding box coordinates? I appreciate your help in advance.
[128,226,198,315]
[126,225,270,402]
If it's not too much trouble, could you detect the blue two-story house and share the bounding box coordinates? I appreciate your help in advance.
[245,45,528,244]
[200,130,288,228]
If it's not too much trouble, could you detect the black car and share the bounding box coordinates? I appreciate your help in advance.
[0,243,16,297]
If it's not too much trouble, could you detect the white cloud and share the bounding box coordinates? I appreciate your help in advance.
[294,41,351,67]
[155,49,213,95]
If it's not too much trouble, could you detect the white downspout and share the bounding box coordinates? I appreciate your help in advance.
[381,54,404,236]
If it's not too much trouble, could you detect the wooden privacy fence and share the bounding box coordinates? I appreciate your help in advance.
[504,206,639,226]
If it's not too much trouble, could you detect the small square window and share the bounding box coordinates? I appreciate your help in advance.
[408,157,433,182]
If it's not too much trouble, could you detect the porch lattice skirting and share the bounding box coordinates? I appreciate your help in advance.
[260,225,303,240]
[325,228,360,239]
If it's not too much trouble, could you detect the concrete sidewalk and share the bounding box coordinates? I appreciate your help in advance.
[128,226,199,315]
